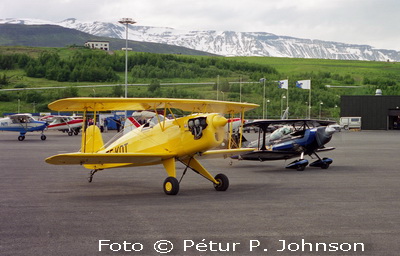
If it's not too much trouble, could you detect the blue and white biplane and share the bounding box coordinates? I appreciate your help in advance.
[0,114,48,141]
[233,119,337,171]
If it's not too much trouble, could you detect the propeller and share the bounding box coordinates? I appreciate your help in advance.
[315,126,336,147]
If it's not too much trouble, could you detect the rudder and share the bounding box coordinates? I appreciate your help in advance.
[82,125,104,153]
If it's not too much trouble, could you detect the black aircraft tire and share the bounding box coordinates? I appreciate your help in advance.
[18,136,25,141]
[214,173,229,191]
[68,131,73,136]
[297,165,306,171]
[41,135,46,141]
[321,163,330,169]
[163,177,179,195]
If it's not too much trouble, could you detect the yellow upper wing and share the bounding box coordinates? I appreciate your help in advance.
[48,97,259,114]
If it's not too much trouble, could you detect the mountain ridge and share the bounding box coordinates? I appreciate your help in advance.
[1,18,400,61]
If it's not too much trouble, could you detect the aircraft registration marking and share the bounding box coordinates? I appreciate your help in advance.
[106,143,128,153]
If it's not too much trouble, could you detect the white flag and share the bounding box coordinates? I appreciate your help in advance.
[296,80,311,90]
[277,79,288,90]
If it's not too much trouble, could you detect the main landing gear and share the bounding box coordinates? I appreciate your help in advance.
[86,158,230,196]
[163,157,229,196]
[67,128,80,136]
[163,172,229,196]
[286,152,333,171]
[17,132,46,141]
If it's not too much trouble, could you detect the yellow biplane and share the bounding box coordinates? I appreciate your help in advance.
[45,98,258,195]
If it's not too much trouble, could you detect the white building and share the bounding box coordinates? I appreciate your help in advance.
[85,41,110,51]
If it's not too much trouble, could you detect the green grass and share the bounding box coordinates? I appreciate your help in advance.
[232,56,400,85]
[2,46,400,118]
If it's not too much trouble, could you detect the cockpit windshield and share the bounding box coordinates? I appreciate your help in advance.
[270,126,293,141]
[11,115,34,124]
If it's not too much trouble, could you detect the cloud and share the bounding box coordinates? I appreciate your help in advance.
[1,0,399,50]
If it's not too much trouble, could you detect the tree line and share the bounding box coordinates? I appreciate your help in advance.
[0,50,278,84]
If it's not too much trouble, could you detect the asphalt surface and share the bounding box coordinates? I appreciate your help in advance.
[1,130,399,256]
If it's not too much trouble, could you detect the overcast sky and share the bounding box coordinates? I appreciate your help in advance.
[2,0,400,51]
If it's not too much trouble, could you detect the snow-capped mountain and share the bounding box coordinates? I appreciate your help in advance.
[2,18,400,61]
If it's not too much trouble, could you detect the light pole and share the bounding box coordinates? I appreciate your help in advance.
[266,99,270,119]
[217,75,220,100]
[281,95,286,118]
[319,102,323,119]
[260,78,266,119]
[118,18,136,99]
[239,76,242,102]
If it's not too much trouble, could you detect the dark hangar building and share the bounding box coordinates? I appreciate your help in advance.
[341,95,400,130]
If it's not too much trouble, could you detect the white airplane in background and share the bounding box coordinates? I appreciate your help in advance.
[41,115,83,136]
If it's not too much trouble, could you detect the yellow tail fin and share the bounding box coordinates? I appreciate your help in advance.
[81,125,104,153]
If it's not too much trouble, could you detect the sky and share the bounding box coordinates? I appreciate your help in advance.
[2,0,400,51]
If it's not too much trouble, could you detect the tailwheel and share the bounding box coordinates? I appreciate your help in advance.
[163,177,179,195]
[88,169,98,183]
[213,173,229,191]
[18,135,25,141]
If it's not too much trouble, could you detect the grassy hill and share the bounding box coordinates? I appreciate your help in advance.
[1,46,399,119]
[232,56,400,85]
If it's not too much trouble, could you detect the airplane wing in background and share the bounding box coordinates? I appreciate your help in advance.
[230,150,300,161]
[245,119,337,130]
[197,148,255,159]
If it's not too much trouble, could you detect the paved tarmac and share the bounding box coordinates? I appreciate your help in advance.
[1,130,399,256]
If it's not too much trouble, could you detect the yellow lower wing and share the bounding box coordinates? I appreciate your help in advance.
[45,152,175,166]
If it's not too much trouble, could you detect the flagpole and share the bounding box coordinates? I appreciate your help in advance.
[308,78,312,119]
[286,77,289,119]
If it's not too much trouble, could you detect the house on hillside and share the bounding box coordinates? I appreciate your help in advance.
[84,41,109,51]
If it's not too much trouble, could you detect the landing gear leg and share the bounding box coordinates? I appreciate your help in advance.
[285,152,309,171]
[88,169,98,183]
[297,152,306,171]
[309,152,333,169]
[180,157,229,192]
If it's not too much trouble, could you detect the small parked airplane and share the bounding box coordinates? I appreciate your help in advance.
[41,115,83,136]
[45,98,258,195]
[0,113,48,141]
[232,119,336,171]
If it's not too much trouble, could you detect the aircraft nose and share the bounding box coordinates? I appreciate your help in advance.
[325,126,336,136]
[316,126,335,147]
[211,115,227,128]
